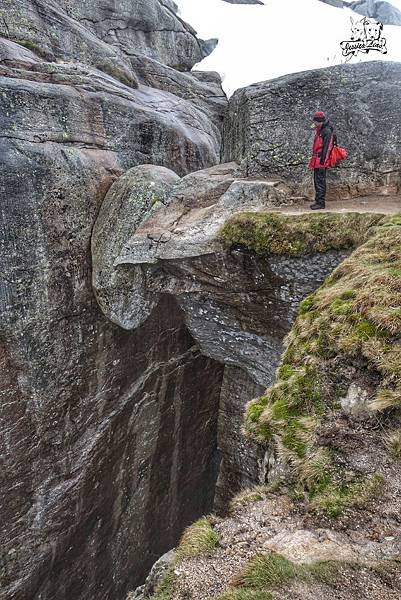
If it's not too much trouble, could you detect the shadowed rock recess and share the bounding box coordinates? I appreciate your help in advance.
[1,1,401,599]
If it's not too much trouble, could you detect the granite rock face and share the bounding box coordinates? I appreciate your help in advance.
[348,0,401,25]
[319,0,401,24]
[55,0,211,70]
[319,0,345,7]
[0,0,212,79]
[0,109,224,600]
[0,60,221,175]
[0,0,226,135]
[222,0,264,4]
[223,61,401,199]
[92,163,351,517]
[0,2,228,599]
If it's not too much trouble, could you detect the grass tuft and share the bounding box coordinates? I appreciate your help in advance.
[175,517,220,559]
[384,429,401,459]
[230,553,296,589]
[310,473,385,518]
[217,590,273,600]
[369,388,401,412]
[229,484,279,512]
[242,213,401,515]
[149,566,176,600]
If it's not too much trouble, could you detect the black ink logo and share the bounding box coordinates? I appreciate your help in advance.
[340,16,387,60]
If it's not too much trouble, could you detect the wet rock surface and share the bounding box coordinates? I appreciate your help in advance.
[0,0,212,78]
[0,131,226,599]
[223,61,401,199]
[2,2,400,599]
[0,61,221,175]
[0,2,226,599]
[92,163,352,518]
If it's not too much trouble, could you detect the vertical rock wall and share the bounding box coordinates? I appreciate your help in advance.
[0,2,226,597]
[223,61,401,198]
[0,138,225,598]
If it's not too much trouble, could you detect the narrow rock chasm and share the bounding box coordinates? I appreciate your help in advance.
[90,163,358,595]
[128,247,352,519]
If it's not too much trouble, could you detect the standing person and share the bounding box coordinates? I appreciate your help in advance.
[308,111,334,210]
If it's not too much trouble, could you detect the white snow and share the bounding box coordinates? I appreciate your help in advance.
[175,0,401,96]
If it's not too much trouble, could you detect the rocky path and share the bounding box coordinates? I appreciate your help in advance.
[270,194,401,215]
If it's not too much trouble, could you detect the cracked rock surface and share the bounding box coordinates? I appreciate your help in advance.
[223,61,401,199]
[0,3,226,599]
[92,163,351,523]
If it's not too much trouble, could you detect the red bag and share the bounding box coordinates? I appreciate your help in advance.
[328,143,347,167]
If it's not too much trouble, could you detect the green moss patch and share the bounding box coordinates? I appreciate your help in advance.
[218,212,383,256]
[310,473,385,518]
[149,566,177,600]
[244,214,401,516]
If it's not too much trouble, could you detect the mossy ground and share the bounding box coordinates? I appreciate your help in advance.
[146,211,401,599]
[218,212,383,256]
[241,213,401,516]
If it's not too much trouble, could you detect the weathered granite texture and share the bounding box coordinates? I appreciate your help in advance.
[0,2,227,599]
[129,55,226,130]
[55,0,212,70]
[348,0,401,25]
[92,163,351,517]
[0,0,212,79]
[223,61,401,199]
[0,0,226,135]
[214,366,266,515]
[319,0,345,7]
[0,53,221,175]
[0,137,226,599]
[222,0,264,4]
[319,0,401,24]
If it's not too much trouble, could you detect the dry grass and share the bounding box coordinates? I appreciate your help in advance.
[384,429,401,459]
[243,213,401,515]
[369,388,401,412]
[229,483,279,512]
[175,516,220,559]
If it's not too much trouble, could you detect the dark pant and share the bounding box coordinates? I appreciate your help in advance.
[313,168,327,205]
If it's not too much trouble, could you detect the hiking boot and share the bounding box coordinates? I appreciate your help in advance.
[310,202,325,210]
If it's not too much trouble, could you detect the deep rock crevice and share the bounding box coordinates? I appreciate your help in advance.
[91,164,358,532]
